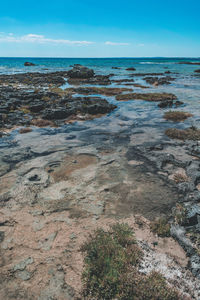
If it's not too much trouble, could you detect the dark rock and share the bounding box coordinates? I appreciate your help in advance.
[29,102,45,113]
[67,65,94,79]
[195,69,200,73]
[116,92,177,102]
[24,62,36,66]
[126,67,136,71]
[144,76,175,86]
[0,231,5,242]
[43,108,70,120]
[186,204,200,226]
[67,75,111,85]
[189,255,200,278]
[158,100,184,109]
[178,61,200,65]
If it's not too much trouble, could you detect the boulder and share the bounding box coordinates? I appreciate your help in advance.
[24,62,36,66]
[126,67,136,71]
[67,65,94,79]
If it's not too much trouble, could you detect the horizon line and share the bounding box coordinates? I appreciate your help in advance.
[0,56,200,59]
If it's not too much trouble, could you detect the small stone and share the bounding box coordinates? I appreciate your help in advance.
[16,270,32,281]
[70,233,77,240]
[13,257,34,271]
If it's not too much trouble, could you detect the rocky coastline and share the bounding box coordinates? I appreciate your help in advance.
[0,64,200,299]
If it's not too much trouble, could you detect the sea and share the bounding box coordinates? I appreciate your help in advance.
[0,57,200,149]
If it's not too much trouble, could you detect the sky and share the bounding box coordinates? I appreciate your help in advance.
[0,0,200,57]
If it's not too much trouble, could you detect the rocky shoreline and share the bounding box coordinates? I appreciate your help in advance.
[0,64,200,299]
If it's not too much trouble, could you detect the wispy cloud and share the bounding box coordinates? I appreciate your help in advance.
[138,43,145,47]
[105,41,130,46]
[0,33,94,46]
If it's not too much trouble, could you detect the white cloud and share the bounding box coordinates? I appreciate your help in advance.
[105,41,130,46]
[138,43,145,47]
[0,33,94,46]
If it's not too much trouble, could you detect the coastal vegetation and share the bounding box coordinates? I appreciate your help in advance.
[80,223,180,299]
[150,217,171,237]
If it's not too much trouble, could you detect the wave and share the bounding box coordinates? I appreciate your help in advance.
[139,62,175,65]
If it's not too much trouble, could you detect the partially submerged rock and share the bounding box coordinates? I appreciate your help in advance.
[67,75,111,85]
[126,67,136,71]
[68,86,133,96]
[116,92,177,102]
[144,76,175,86]
[158,100,184,109]
[164,111,193,122]
[178,61,200,65]
[165,127,200,140]
[67,65,94,79]
[24,62,36,66]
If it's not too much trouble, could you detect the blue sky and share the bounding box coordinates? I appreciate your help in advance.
[0,0,200,57]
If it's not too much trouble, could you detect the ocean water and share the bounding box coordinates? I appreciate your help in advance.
[0,57,200,75]
[0,57,200,149]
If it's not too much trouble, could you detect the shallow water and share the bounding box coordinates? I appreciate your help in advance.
[0,57,200,152]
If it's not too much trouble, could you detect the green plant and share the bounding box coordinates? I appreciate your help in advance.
[80,223,142,299]
[80,223,181,299]
[150,217,171,237]
[174,204,188,226]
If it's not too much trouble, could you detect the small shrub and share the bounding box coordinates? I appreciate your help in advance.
[173,173,188,183]
[150,217,171,237]
[81,223,181,299]
[164,111,193,122]
[81,223,142,299]
[118,271,180,300]
[174,204,188,226]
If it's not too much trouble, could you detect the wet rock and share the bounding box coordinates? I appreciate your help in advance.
[67,65,94,79]
[24,62,36,66]
[144,76,175,85]
[195,69,200,73]
[178,61,200,65]
[69,86,133,96]
[186,204,200,226]
[43,108,70,120]
[126,67,136,71]
[0,71,68,87]
[67,74,111,85]
[158,100,184,108]
[29,102,45,113]
[178,182,196,194]
[116,92,177,102]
